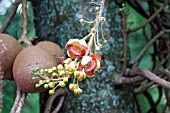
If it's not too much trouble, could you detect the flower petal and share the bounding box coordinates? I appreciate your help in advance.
[81,56,92,65]
[85,60,96,72]
[86,71,95,77]
[94,59,100,71]
[67,50,77,58]
[90,54,101,60]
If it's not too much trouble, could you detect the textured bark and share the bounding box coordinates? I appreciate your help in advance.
[32,0,137,112]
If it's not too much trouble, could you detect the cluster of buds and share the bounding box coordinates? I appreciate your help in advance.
[31,0,106,95]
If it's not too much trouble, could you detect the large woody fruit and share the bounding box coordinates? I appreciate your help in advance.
[13,46,58,93]
[0,33,22,80]
[36,41,65,64]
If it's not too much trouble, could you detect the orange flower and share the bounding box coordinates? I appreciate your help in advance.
[65,39,89,58]
[77,54,101,77]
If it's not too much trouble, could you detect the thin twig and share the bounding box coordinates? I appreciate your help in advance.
[51,0,61,22]
[130,29,170,66]
[130,67,170,89]
[18,0,32,47]
[127,4,166,33]
[44,88,65,113]
[134,75,164,95]
[15,93,27,113]
[0,0,22,33]
[10,87,21,113]
[154,54,170,72]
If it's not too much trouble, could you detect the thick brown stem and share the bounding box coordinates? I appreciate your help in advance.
[0,62,4,113]
[44,88,65,113]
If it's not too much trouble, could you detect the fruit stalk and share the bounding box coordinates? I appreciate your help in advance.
[0,62,4,113]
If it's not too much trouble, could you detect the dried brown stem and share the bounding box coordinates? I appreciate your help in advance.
[51,0,60,22]
[134,75,164,95]
[130,67,170,89]
[44,88,65,113]
[122,8,128,75]
[130,29,170,66]
[51,96,65,113]
[10,87,21,113]
[0,0,22,33]
[127,4,166,33]
[15,93,27,113]
[0,62,4,113]
[18,0,32,47]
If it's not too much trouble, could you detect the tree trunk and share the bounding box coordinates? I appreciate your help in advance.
[32,0,137,112]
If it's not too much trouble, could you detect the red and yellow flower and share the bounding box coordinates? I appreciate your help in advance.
[65,39,89,58]
[77,54,101,77]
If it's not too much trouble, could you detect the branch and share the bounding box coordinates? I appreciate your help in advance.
[0,0,22,33]
[0,62,3,113]
[127,4,166,33]
[122,7,128,75]
[15,93,27,113]
[51,96,65,113]
[18,0,32,47]
[134,75,164,95]
[10,87,21,113]
[130,67,170,89]
[44,88,65,113]
[51,0,61,22]
[130,29,170,66]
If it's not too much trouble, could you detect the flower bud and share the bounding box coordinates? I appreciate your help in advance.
[69,84,77,91]
[57,64,64,71]
[40,69,44,73]
[102,38,107,44]
[35,84,40,88]
[74,88,83,94]
[77,72,86,81]
[44,84,49,89]
[74,71,80,77]
[59,70,65,76]
[52,66,57,71]
[95,45,101,51]
[49,90,55,95]
[63,77,68,83]
[79,19,84,23]
[47,68,53,74]
[68,61,77,72]
[58,81,66,87]
[48,82,55,88]
[63,58,72,64]
[52,72,58,77]
[95,6,100,12]
[100,17,106,22]
[91,28,96,34]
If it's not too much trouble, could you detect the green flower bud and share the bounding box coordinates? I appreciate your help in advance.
[48,82,55,88]
[47,68,53,74]
[74,71,80,77]
[35,84,40,88]
[44,84,49,89]
[52,66,57,71]
[59,70,65,76]
[38,80,43,84]
[57,64,64,70]
[58,81,66,87]
[52,72,58,77]
[49,90,55,95]
[63,77,68,83]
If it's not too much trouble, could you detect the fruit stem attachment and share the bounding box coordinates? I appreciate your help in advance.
[18,0,32,47]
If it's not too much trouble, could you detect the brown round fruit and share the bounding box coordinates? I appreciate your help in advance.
[0,33,22,80]
[36,41,65,64]
[13,46,58,93]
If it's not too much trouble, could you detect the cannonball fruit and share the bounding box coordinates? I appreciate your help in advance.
[0,33,22,80]
[36,41,65,64]
[13,46,58,93]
